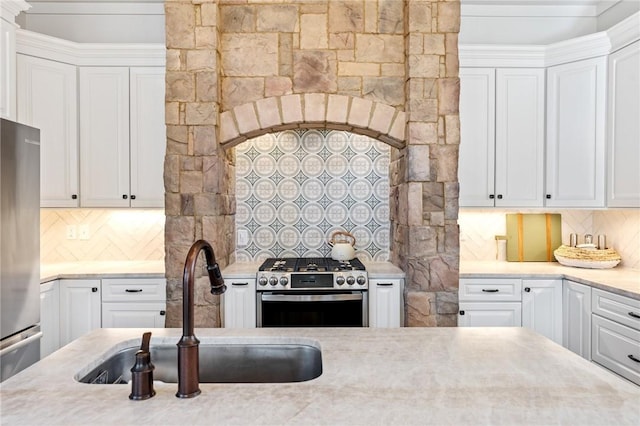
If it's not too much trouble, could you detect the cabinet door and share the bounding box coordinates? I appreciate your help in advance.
[592,314,640,386]
[562,280,591,360]
[17,55,79,207]
[39,281,60,358]
[369,279,402,328]
[495,68,545,207]
[459,68,496,207]
[607,40,640,207]
[129,67,166,208]
[458,302,522,327]
[79,67,130,207]
[522,279,562,344]
[59,280,101,346]
[546,57,606,207]
[102,303,166,328]
[222,279,256,328]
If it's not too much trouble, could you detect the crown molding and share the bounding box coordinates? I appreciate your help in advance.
[606,11,640,52]
[545,31,611,66]
[1,0,30,22]
[459,45,547,67]
[460,10,639,67]
[15,29,165,66]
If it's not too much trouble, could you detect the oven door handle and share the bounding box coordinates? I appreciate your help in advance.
[261,293,363,302]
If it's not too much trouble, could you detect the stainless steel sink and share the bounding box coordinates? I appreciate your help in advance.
[77,343,322,384]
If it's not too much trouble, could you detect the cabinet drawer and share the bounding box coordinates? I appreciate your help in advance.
[592,289,640,331]
[592,314,640,386]
[459,278,522,301]
[101,278,166,302]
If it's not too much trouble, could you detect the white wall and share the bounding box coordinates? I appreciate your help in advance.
[597,1,640,31]
[460,16,597,45]
[17,1,165,43]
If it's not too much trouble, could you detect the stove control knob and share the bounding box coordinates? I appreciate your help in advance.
[279,276,288,286]
[258,276,268,286]
[346,276,356,285]
[357,275,367,285]
[336,276,345,285]
[269,276,278,286]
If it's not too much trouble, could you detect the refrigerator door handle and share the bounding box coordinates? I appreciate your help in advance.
[0,332,43,357]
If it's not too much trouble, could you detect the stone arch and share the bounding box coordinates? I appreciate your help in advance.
[218,93,406,149]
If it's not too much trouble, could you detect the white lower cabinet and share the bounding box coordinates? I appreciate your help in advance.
[369,279,403,328]
[458,302,522,327]
[458,278,523,327]
[563,280,592,360]
[101,278,166,328]
[222,279,256,328]
[522,279,563,344]
[39,281,60,359]
[591,288,640,385]
[59,279,101,347]
[459,278,562,341]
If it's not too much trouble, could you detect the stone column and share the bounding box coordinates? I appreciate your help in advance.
[394,0,460,326]
[164,0,234,328]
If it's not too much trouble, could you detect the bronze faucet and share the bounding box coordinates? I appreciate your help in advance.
[176,239,226,398]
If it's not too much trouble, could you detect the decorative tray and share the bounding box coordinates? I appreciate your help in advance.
[554,245,621,269]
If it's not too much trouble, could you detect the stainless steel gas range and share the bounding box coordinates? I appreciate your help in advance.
[256,257,368,327]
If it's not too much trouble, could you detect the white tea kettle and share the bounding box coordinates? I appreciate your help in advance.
[328,231,356,261]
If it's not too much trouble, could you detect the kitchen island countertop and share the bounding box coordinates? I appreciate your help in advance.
[1,327,638,425]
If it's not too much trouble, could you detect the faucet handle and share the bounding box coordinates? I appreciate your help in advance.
[129,332,155,400]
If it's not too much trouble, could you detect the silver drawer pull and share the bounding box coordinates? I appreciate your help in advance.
[377,282,394,287]
[482,289,499,293]
[232,282,249,286]
[628,354,640,363]
[125,289,143,293]
[628,312,640,319]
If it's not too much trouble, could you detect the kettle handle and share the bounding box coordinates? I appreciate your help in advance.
[329,231,356,247]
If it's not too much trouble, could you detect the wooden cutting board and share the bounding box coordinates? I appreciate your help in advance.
[506,213,562,262]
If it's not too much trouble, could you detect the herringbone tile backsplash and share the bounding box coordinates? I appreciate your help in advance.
[460,209,640,269]
[40,209,165,263]
[42,208,638,270]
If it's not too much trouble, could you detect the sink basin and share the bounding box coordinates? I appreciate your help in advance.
[77,343,322,384]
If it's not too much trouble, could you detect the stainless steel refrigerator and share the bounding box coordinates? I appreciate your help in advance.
[0,118,41,382]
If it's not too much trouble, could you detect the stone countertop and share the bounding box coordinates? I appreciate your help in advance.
[461,260,640,300]
[40,261,165,283]
[1,327,638,425]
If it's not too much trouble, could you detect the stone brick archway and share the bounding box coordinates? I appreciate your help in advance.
[164,0,461,329]
[218,94,406,149]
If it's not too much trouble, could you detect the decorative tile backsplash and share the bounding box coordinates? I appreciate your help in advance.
[40,209,165,263]
[459,208,640,269]
[235,129,390,262]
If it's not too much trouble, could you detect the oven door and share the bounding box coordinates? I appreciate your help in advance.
[257,291,368,327]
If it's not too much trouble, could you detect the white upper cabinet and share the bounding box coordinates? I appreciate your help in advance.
[79,66,165,208]
[495,68,545,207]
[79,66,130,207]
[459,67,545,207]
[459,68,496,207]
[17,54,79,207]
[129,67,166,208]
[607,40,640,207]
[546,57,607,207]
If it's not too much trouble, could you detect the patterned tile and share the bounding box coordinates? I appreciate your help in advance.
[236,129,391,261]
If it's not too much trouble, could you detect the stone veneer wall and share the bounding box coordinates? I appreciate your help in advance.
[164,0,460,327]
